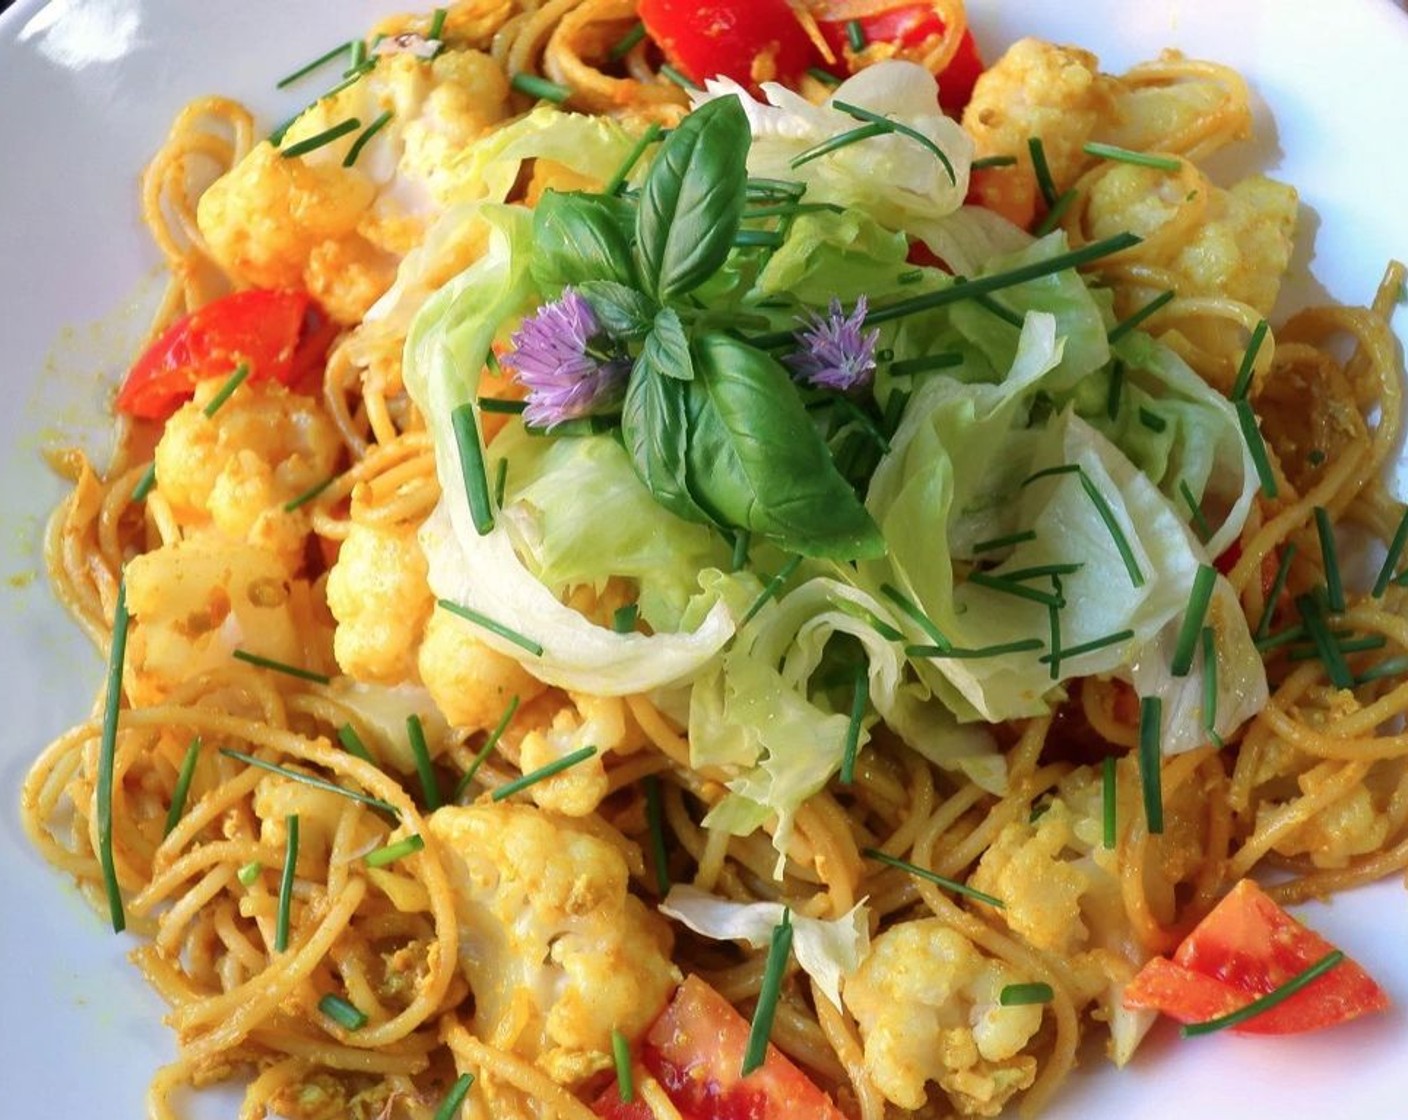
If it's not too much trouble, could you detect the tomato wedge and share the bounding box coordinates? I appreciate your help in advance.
[592,975,846,1119]
[637,0,820,88]
[817,11,984,114]
[1123,879,1389,1034]
[115,288,338,421]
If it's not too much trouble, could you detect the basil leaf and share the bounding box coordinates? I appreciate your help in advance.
[684,333,886,560]
[531,190,637,292]
[577,280,656,339]
[622,357,710,524]
[642,307,694,381]
[635,96,749,301]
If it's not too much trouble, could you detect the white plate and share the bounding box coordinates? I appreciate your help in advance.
[2,1,1406,1116]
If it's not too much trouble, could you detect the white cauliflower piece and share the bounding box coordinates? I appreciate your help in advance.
[153,378,340,571]
[418,608,549,731]
[845,921,1042,1115]
[514,693,648,817]
[428,803,679,1085]
[326,521,433,684]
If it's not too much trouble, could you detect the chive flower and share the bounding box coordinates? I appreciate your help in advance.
[502,289,629,429]
[786,296,879,392]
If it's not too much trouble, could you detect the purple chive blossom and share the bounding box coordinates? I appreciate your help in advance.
[501,289,630,429]
[785,295,880,392]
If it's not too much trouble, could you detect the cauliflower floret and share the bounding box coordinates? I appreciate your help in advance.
[123,538,331,704]
[418,608,550,731]
[428,803,680,1086]
[515,694,648,817]
[326,521,433,684]
[153,378,340,571]
[254,782,350,869]
[845,921,1042,1115]
[197,50,510,324]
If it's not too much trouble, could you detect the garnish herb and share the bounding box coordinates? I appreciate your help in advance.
[98,579,132,933]
[281,117,362,159]
[1138,696,1164,834]
[1138,407,1167,433]
[345,39,368,75]
[406,714,440,811]
[1081,142,1182,172]
[971,155,1018,169]
[897,268,924,284]
[740,555,804,625]
[1034,188,1076,238]
[237,861,262,886]
[131,463,157,503]
[972,529,1037,554]
[791,122,889,169]
[612,1027,635,1102]
[1202,626,1221,746]
[1170,564,1217,677]
[1314,506,1345,612]
[1005,562,1084,581]
[1027,136,1059,208]
[1047,577,1063,681]
[437,599,544,656]
[999,982,1054,1006]
[831,100,956,182]
[202,362,250,417]
[219,748,402,816]
[1255,623,1305,654]
[1255,543,1296,639]
[644,774,671,895]
[806,66,841,88]
[492,457,509,508]
[1230,319,1269,401]
[1102,755,1117,849]
[451,695,520,802]
[880,582,951,650]
[845,19,866,50]
[1372,507,1408,596]
[1079,471,1145,587]
[427,7,448,41]
[967,571,1063,609]
[1106,360,1125,420]
[511,73,572,103]
[731,529,751,572]
[741,909,793,1076]
[612,603,639,633]
[336,723,376,765]
[451,402,495,535]
[1294,593,1354,688]
[609,22,647,60]
[908,638,1046,660]
[277,41,353,89]
[163,737,202,837]
[888,352,963,377]
[840,663,869,784]
[1038,628,1133,664]
[1287,634,1386,662]
[1179,480,1212,542]
[1180,951,1344,1036]
[365,833,426,868]
[343,109,393,168]
[863,847,1005,907]
[1355,655,1408,686]
[319,993,368,1031]
[283,475,337,512]
[1021,463,1082,488]
[972,290,1024,329]
[232,648,330,685]
[660,63,701,90]
[275,813,299,952]
[491,745,598,802]
[434,1073,475,1120]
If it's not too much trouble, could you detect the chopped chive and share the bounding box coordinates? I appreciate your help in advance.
[731,530,751,572]
[659,63,700,90]
[1138,696,1164,834]
[319,992,368,1031]
[971,154,1018,169]
[1047,577,1063,681]
[436,599,544,656]
[511,72,571,103]
[232,648,330,685]
[1081,141,1182,172]
[888,352,963,376]
[791,121,889,169]
[434,1073,474,1120]
[406,714,440,811]
[451,695,520,802]
[1171,565,1217,677]
[283,475,337,512]
[237,861,262,886]
[745,177,807,198]
[281,117,362,159]
[1138,407,1168,433]
[608,21,646,60]
[365,833,426,868]
[612,603,639,634]
[131,463,157,503]
[1373,508,1408,596]
[1308,449,1327,466]
[734,229,785,249]
[880,583,951,651]
[644,774,671,895]
[163,737,202,837]
[1004,562,1085,582]
[612,1027,635,1102]
[491,459,509,511]
[1106,360,1125,420]
[1102,755,1117,849]
[1021,462,1082,488]
[882,388,910,436]
[1029,797,1053,823]
[477,397,527,414]
[1230,320,1269,401]
[336,723,375,765]
[1355,655,1408,686]
[1039,628,1134,664]
[897,268,924,285]
[343,109,393,167]
[218,748,402,816]
[845,19,866,50]
[967,570,1063,608]
[1179,480,1212,542]
[275,813,299,952]
[606,122,664,194]
[806,66,841,87]
[1034,188,1076,238]
[972,290,1024,328]
[1000,982,1054,1006]
[345,39,368,75]
[1314,507,1345,613]
[1080,472,1145,587]
[741,910,794,1076]
[863,847,1005,907]
[907,638,1046,660]
[1255,623,1306,654]
[277,41,353,89]
[1255,543,1297,639]
[743,201,845,220]
[1181,951,1344,1037]
[98,580,132,933]
[450,402,494,535]
[427,7,448,41]
[202,362,250,417]
[1202,626,1221,746]
[740,555,804,626]
[972,529,1037,555]
[1287,634,1387,662]
[491,745,598,802]
[1295,593,1354,688]
[1027,136,1059,209]
[839,663,869,785]
[832,100,956,183]
[268,111,303,147]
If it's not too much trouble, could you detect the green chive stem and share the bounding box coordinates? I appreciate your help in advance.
[1079,472,1145,587]
[971,154,1018,169]
[277,41,353,89]
[731,529,751,572]
[608,21,646,60]
[741,910,793,1076]
[1294,593,1354,688]
[1102,755,1117,849]
[202,362,250,417]
[1170,565,1217,677]
[1255,543,1297,639]
[880,583,951,651]
[511,72,572,103]
[407,714,440,811]
[1027,136,1059,208]
[343,109,393,168]
[972,529,1037,555]
[1138,407,1168,433]
[275,813,299,952]
[740,555,804,626]
[806,66,841,87]
[450,402,495,535]
[232,648,330,685]
[612,1028,635,1102]
[281,117,362,159]
[845,19,867,50]
[1038,628,1134,664]
[492,457,508,508]
[131,463,157,503]
[863,847,1005,907]
[907,638,1046,660]
[791,122,889,169]
[365,833,426,868]
[1180,480,1212,542]
[336,723,376,765]
[831,100,956,182]
[1202,626,1221,746]
[604,122,661,196]
[999,982,1054,1006]
[839,663,869,785]
[477,397,527,414]
[1138,696,1164,834]
[1081,142,1182,172]
[967,571,1063,609]
[1047,577,1063,682]
[319,992,369,1031]
[1106,360,1125,420]
[644,774,671,895]
[163,737,202,837]
[434,1073,475,1120]
[1372,508,1408,596]
[451,695,520,802]
[218,748,401,816]
[1314,506,1345,613]
[491,745,598,802]
[427,7,448,40]
[659,63,700,90]
[1004,562,1085,582]
[1230,319,1270,401]
[283,475,337,512]
[888,352,963,376]
[1236,399,1278,497]
[98,579,132,933]
[1021,463,1082,488]
[1033,188,1076,238]
[1180,951,1344,1036]
[612,603,639,634]
[437,599,544,656]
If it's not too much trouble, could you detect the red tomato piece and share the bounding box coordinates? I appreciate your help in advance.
[1124,879,1389,1034]
[115,288,338,421]
[591,975,846,1120]
[816,8,984,115]
[638,0,821,88]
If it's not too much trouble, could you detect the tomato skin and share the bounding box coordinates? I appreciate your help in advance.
[115,288,337,421]
[817,12,984,115]
[1124,879,1389,1034]
[591,975,846,1120]
[638,0,820,88]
